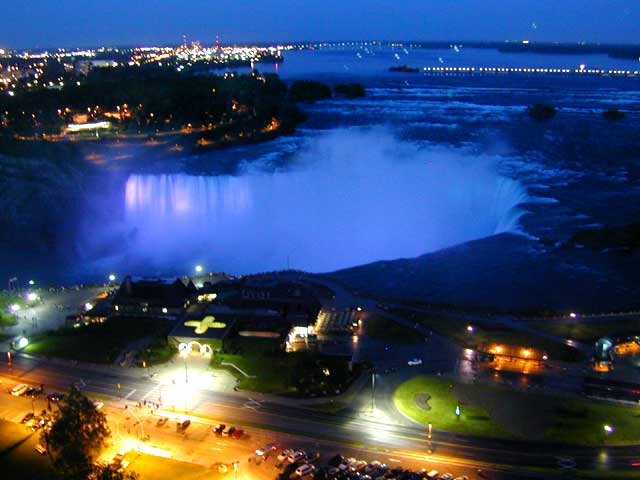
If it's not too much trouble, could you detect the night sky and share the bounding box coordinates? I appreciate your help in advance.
[1,0,638,49]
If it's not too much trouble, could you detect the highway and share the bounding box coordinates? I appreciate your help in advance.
[1,353,638,477]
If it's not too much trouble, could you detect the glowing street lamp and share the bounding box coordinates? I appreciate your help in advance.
[8,304,20,313]
[28,280,35,286]
[195,265,203,273]
[455,404,461,419]
[569,312,577,319]
[108,274,116,282]
[467,325,474,333]
[17,337,29,349]
[26,292,38,302]
[84,302,93,311]
[604,425,614,435]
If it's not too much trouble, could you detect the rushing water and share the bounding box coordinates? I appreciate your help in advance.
[117,129,528,273]
[4,45,640,295]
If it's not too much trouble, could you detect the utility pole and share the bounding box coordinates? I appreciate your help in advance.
[427,423,433,454]
[371,371,376,412]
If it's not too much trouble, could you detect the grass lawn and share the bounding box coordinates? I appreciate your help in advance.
[527,317,640,343]
[0,296,25,327]
[125,451,216,480]
[212,347,355,396]
[0,419,54,479]
[24,318,173,364]
[365,314,423,344]
[136,337,175,366]
[393,375,510,439]
[395,375,640,445]
[392,309,584,362]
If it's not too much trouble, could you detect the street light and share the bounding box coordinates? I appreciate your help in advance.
[195,265,203,273]
[467,325,474,333]
[108,274,116,282]
[28,280,35,286]
[604,425,614,434]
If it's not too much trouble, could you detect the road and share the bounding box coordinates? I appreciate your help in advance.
[0,353,637,478]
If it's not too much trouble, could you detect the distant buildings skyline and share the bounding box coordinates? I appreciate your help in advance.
[2,0,639,50]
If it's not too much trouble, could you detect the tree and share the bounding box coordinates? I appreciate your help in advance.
[41,386,111,479]
[89,462,139,480]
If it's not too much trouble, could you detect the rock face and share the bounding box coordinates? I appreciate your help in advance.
[288,80,332,103]
[327,233,640,311]
[566,223,640,251]
[527,104,557,121]
[602,109,627,121]
[334,83,365,98]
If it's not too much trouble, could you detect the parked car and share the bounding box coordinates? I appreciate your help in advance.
[35,444,47,455]
[11,384,29,396]
[351,460,368,472]
[176,419,191,431]
[20,412,35,424]
[221,425,235,437]
[93,401,104,410]
[231,428,244,439]
[213,423,225,435]
[46,392,65,402]
[426,470,439,480]
[156,417,168,427]
[365,461,381,474]
[440,474,454,480]
[277,449,292,464]
[295,464,316,477]
[288,450,306,463]
[213,463,228,474]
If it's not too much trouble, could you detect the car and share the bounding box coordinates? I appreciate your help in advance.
[231,428,244,439]
[407,358,423,366]
[177,419,191,431]
[277,449,292,463]
[11,384,29,396]
[295,464,316,477]
[156,417,168,427]
[35,444,47,455]
[350,460,367,472]
[221,425,234,437]
[213,463,228,474]
[213,423,225,434]
[262,442,280,452]
[426,471,439,480]
[93,401,104,410]
[440,474,454,480]
[365,461,381,474]
[453,476,469,480]
[47,392,65,402]
[288,450,306,463]
[20,412,35,424]
[306,451,320,462]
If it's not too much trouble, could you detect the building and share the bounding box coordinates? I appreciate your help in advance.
[111,276,197,319]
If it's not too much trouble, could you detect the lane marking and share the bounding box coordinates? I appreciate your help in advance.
[124,389,137,400]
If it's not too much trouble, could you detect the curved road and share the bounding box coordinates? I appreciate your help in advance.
[1,353,637,476]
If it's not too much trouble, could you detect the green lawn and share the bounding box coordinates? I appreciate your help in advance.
[124,452,216,480]
[0,419,55,480]
[365,314,423,344]
[395,375,640,445]
[527,317,640,343]
[393,375,510,439]
[391,309,584,362]
[0,296,25,327]
[136,338,175,366]
[212,349,355,396]
[24,318,173,364]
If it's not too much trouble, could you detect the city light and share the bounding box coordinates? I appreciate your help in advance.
[26,292,38,302]
[84,302,94,311]
[17,337,29,348]
[604,425,615,434]
[108,274,116,282]
[195,264,203,273]
[28,280,35,286]
[467,325,474,333]
[569,312,577,319]
[9,304,20,313]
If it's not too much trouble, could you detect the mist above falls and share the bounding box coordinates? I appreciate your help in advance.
[86,129,529,275]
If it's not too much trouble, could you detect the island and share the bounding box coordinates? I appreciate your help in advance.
[0,65,312,153]
[389,65,420,73]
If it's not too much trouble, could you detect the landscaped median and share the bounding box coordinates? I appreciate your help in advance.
[394,375,640,445]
